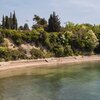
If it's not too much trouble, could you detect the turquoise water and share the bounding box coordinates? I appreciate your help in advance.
[0,61,100,100]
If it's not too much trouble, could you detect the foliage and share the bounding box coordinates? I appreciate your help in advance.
[48,12,61,32]
[53,45,64,57]
[11,32,23,45]
[30,48,44,59]
[12,11,18,29]
[0,34,4,44]
[23,23,29,30]
[18,26,24,30]
[0,47,26,61]
[32,15,47,30]
[71,29,98,54]
[64,45,73,56]
[2,11,18,30]
[0,11,100,61]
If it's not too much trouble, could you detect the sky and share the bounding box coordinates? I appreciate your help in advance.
[0,0,100,27]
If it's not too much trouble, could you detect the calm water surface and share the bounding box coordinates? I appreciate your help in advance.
[0,61,100,100]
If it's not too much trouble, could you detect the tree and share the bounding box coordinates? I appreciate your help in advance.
[0,24,2,29]
[9,12,13,29]
[19,26,24,30]
[48,12,61,32]
[94,32,100,54]
[12,11,18,30]
[5,16,10,29]
[72,29,98,54]
[1,11,18,30]
[2,15,5,29]
[65,22,75,31]
[85,30,99,53]
[24,23,29,30]
[32,15,47,30]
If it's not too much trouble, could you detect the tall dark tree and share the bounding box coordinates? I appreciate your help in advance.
[1,11,18,30]
[0,24,1,29]
[9,12,13,29]
[5,16,10,29]
[12,11,18,30]
[2,15,5,29]
[48,12,61,32]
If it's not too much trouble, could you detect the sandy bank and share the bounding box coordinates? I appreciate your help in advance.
[0,55,100,71]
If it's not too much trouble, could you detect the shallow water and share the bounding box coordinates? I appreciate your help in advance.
[0,61,100,100]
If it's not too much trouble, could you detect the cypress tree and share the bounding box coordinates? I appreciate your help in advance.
[5,16,10,29]
[12,11,18,30]
[9,12,13,29]
[48,14,53,32]
[48,12,61,32]
[1,11,18,30]
[2,15,5,29]
[0,24,1,29]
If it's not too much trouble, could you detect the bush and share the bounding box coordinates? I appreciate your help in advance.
[53,45,64,57]
[10,49,26,60]
[11,32,23,45]
[31,30,40,43]
[0,47,9,59]
[22,32,32,43]
[0,35,4,44]
[0,47,26,61]
[30,48,44,59]
[64,45,73,56]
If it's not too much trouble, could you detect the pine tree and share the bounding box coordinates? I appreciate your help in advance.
[48,12,61,32]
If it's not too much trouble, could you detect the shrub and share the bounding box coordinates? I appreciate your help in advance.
[64,45,73,56]
[10,49,26,60]
[0,35,4,44]
[53,45,64,57]
[30,48,44,59]
[0,47,26,61]
[0,47,9,59]
[11,32,23,45]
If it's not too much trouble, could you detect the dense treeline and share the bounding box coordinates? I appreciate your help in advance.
[0,11,100,61]
[2,11,18,30]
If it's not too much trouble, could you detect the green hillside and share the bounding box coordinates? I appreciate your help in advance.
[0,12,100,61]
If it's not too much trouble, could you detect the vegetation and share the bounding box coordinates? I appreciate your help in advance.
[30,48,44,59]
[2,11,18,30]
[0,47,26,61]
[48,12,61,32]
[0,11,100,61]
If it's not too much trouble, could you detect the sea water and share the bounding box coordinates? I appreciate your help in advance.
[0,61,100,100]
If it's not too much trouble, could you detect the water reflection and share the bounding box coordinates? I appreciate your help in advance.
[0,61,100,100]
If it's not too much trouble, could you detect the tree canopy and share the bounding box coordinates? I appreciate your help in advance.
[48,12,61,32]
[1,11,18,30]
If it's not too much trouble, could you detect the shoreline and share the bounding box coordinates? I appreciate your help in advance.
[0,55,100,71]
